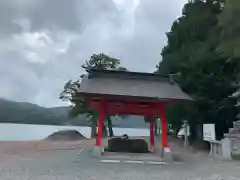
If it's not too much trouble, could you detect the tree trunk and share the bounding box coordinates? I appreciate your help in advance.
[183,121,189,148]
[189,122,196,145]
[107,117,114,137]
[174,127,180,137]
[103,124,107,137]
[91,122,97,138]
[154,120,158,136]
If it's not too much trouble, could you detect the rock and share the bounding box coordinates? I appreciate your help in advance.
[108,137,149,153]
[229,121,240,134]
[130,139,149,153]
[46,130,86,141]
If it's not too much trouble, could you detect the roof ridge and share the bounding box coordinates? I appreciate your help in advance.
[87,68,173,83]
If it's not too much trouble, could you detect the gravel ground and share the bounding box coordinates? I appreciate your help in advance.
[0,147,240,180]
[0,139,239,180]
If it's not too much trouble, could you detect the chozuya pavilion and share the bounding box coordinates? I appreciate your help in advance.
[75,68,192,159]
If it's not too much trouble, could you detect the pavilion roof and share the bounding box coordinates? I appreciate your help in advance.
[78,69,192,101]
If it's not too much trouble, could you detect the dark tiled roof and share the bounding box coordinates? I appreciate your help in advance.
[87,69,171,81]
[78,69,192,101]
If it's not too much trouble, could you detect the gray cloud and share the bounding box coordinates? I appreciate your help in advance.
[0,0,118,34]
[0,0,185,107]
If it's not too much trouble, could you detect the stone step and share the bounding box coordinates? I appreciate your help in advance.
[102,152,163,161]
[99,159,166,165]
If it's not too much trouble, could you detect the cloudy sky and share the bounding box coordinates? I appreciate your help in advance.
[0,0,185,107]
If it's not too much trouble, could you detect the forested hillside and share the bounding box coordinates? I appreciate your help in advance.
[0,99,147,128]
[0,98,88,126]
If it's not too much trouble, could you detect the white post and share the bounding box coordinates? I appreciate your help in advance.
[221,138,232,160]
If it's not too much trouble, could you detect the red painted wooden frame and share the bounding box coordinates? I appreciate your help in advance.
[79,93,170,150]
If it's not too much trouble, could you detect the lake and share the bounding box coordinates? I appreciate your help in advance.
[0,123,149,141]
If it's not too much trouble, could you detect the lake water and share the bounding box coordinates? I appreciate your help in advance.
[0,123,149,141]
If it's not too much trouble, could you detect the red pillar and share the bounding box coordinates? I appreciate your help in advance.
[96,102,105,147]
[150,119,155,151]
[159,104,169,151]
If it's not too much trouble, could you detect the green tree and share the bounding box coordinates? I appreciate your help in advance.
[59,79,99,137]
[157,0,239,140]
[218,0,240,59]
[60,53,126,137]
[82,53,120,70]
[165,104,186,136]
[144,116,159,136]
[82,53,127,137]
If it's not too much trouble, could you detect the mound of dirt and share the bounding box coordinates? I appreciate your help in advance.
[46,130,86,141]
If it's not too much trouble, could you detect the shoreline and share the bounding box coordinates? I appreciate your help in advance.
[0,139,96,156]
[0,136,148,156]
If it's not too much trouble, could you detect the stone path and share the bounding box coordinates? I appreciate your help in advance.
[0,138,239,179]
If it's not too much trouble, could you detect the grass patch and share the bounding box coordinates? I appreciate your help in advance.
[231,153,240,160]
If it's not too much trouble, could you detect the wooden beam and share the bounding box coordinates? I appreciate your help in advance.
[159,103,169,148]
[96,102,105,147]
[150,119,155,151]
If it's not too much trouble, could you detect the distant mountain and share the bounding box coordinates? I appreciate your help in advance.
[0,98,66,125]
[48,106,89,126]
[0,99,148,128]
